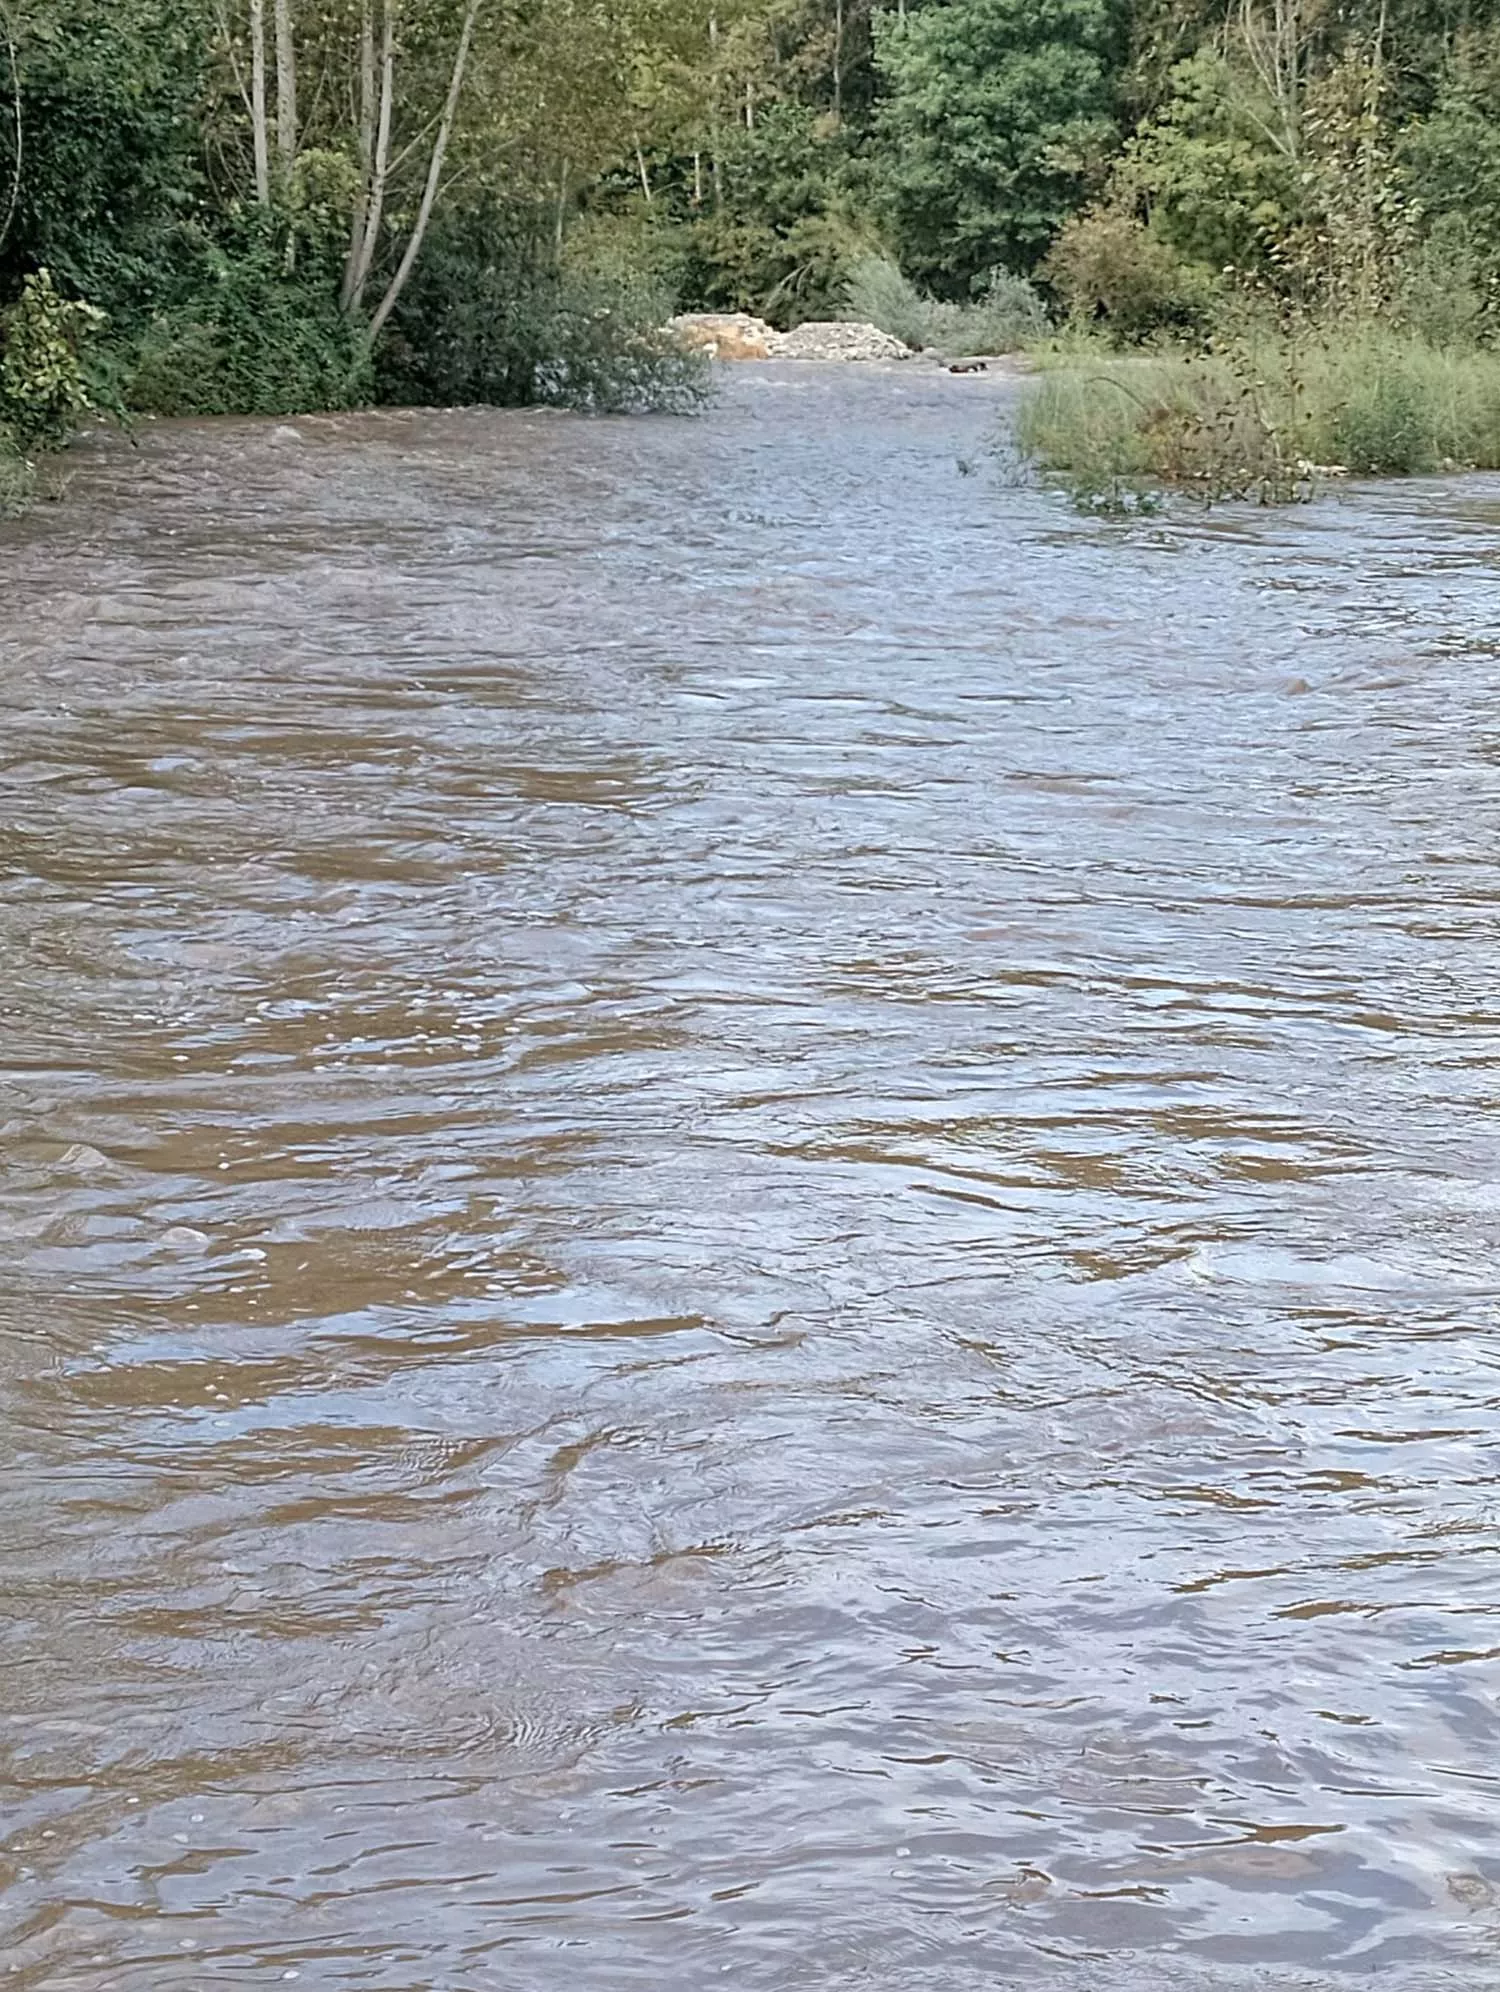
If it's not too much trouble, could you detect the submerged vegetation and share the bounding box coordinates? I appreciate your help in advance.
[3,0,1500,506]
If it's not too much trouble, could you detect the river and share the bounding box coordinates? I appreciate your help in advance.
[2,364,1499,1989]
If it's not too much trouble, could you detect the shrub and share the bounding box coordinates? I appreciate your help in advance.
[1043,208,1218,341]
[677,208,872,328]
[375,204,709,414]
[124,226,372,417]
[671,103,868,326]
[0,268,106,453]
[843,253,1048,351]
[531,270,712,413]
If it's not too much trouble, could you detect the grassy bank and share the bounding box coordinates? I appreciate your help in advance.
[1016,328,1500,506]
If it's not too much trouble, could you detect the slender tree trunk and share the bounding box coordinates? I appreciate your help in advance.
[833,0,843,117]
[250,0,271,204]
[692,148,703,206]
[635,137,653,203]
[345,0,376,294]
[553,156,569,257]
[745,77,754,131]
[369,0,483,339]
[274,0,297,183]
[0,0,21,254]
[344,0,396,313]
[708,12,722,208]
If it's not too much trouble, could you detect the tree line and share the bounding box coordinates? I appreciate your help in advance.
[1,0,1498,448]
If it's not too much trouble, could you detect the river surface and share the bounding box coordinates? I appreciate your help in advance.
[3,365,1500,1990]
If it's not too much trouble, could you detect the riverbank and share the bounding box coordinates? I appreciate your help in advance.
[1015,327,1500,506]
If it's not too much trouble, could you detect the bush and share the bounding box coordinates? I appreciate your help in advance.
[842,253,1048,351]
[124,224,372,417]
[375,203,709,414]
[677,208,871,328]
[532,270,712,413]
[1042,208,1218,341]
[0,268,106,453]
[669,103,869,326]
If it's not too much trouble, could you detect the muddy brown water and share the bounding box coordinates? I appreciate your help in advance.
[3,365,1500,1990]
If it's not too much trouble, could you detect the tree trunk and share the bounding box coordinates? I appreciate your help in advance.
[553,157,569,258]
[833,0,843,117]
[250,0,271,204]
[274,0,298,184]
[345,0,376,293]
[343,0,396,313]
[635,137,652,203]
[708,11,722,207]
[369,0,483,339]
[0,0,21,254]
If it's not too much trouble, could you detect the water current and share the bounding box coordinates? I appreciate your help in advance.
[2,365,1500,1990]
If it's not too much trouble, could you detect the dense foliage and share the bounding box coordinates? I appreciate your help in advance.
[2,0,1500,466]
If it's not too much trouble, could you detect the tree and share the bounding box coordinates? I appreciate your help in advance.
[875,0,1121,291]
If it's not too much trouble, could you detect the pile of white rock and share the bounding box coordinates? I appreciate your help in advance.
[771,319,912,362]
[668,312,913,362]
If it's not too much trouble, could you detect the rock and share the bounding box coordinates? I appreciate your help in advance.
[667,312,779,360]
[666,313,915,363]
[769,320,912,362]
[157,1226,212,1255]
[56,1143,112,1175]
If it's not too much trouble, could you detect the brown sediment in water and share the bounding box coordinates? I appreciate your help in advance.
[2,369,1500,1989]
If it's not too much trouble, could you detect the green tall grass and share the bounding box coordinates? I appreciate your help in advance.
[1016,326,1500,504]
